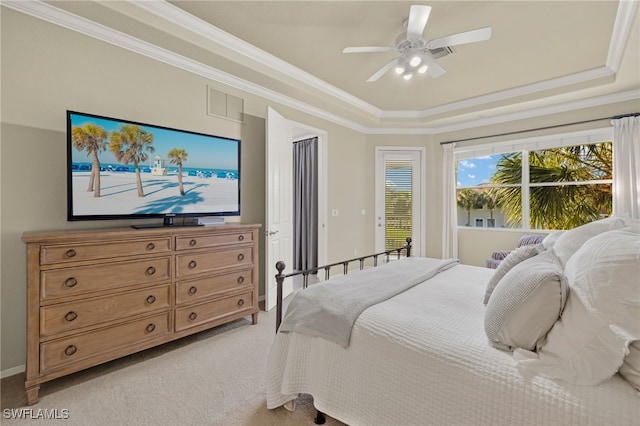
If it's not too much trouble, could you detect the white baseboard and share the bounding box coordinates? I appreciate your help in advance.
[1,364,25,379]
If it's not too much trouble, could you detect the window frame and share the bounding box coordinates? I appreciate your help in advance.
[453,127,614,231]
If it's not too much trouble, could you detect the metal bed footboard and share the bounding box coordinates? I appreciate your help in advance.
[274,237,412,332]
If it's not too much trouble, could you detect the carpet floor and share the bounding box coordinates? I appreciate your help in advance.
[1,303,344,426]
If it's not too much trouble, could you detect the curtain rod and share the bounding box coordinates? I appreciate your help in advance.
[439,112,640,145]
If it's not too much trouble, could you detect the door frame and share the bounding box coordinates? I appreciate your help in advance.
[290,121,328,268]
[374,146,426,257]
[264,108,328,310]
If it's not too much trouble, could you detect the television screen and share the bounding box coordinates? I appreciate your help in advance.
[67,111,240,226]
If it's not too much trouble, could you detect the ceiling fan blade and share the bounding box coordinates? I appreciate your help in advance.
[343,46,395,53]
[426,27,492,50]
[406,5,431,40]
[367,57,400,82]
[421,55,446,79]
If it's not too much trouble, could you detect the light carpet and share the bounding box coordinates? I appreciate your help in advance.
[1,305,344,426]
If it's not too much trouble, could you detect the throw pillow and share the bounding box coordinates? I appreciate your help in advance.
[551,216,628,266]
[514,228,640,386]
[483,243,543,305]
[484,250,567,352]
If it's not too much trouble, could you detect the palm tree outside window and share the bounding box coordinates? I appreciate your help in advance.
[455,140,612,230]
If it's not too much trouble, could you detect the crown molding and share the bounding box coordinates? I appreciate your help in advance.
[607,0,639,71]
[367,89,640,135]
[2,0,638,137]
[130,0,384,118]
[132,0,632,121]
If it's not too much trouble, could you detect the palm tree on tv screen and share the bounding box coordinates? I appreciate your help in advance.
[71,123,108,197]
[492,143,612,229]
[167,148,188,196]
[109,124,155,197]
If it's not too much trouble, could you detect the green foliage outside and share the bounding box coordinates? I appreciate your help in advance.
[457,142,612,230]
[385,188,412,250]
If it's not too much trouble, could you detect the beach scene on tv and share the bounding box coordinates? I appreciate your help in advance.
[69,113,240,217]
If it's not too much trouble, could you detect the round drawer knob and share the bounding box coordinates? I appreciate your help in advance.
[188,260,197,269]
[188,312,198,321]
[188,286,198,295]
[146,266,156,275]
[146,242,155,251]
[64,345,77,356]
[64,249,77,258]
[146,295,156,304]
[237,253,245,262]
[64,311,78,322]
[189,239,197,247]
[238,235,245,241]
[237,276,245,284]
[64,277,78,288]
[237,298,245,307]
[146,323,156,333]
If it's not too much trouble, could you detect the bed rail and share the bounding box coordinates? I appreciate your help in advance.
[274,237,412,333]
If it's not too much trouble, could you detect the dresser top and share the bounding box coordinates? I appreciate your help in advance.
[22,223,262,244]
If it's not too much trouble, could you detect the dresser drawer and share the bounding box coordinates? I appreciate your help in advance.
[175,231,254,251]
[174,291,254,332]
[40,312,170,373]
[175,247,253,278]
[40,238,171,265]
[41,258,170,300]
[40,285,170,337]
[176,269,253,304]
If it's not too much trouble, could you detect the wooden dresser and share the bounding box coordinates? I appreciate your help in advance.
[21,223,261,405]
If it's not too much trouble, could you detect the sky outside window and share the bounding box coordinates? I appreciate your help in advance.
[457,154,500,187]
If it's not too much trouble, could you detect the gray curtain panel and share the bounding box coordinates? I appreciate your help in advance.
[293,137,318,271]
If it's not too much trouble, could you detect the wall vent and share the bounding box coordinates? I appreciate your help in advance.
[207,86,244,122]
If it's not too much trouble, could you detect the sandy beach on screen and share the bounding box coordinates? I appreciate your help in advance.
[72,171,239,216]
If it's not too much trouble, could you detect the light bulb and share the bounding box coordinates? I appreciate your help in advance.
[394,64,405,74]
[403,72,413,80]
[418,64,428,74]
[409,55,421,67]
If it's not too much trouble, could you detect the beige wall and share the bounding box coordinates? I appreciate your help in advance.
[2,8,637,375]
[0,7,395,373]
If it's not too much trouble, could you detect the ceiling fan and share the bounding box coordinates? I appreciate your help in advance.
[343,5,492,82]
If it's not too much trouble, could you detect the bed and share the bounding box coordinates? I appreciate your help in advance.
[266,217,640,425]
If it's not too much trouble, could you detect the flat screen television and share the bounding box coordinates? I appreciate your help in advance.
[67,110,240,228]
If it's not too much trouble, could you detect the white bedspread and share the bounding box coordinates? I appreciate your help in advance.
[266,263,639,426]
[279,257,459,348]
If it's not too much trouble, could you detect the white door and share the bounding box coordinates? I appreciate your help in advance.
[374,148,425,256]
[265,107,294,311]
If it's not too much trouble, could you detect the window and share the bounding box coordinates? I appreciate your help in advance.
[454,128,613,231]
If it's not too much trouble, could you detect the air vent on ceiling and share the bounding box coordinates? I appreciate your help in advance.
[427,46,455,59]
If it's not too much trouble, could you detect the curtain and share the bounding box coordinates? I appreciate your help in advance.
[442,143,458,258]
[293,137,318,271]
[612,116,640,219]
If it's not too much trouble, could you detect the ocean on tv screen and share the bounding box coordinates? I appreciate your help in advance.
[71,163,239,216]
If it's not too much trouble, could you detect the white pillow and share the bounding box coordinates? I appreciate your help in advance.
[551,216,628,266]
[484,250,567,351]
[483,243,544,305]
[514,228,640,385]
[619,341,640,391]
[541,230,564,250]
